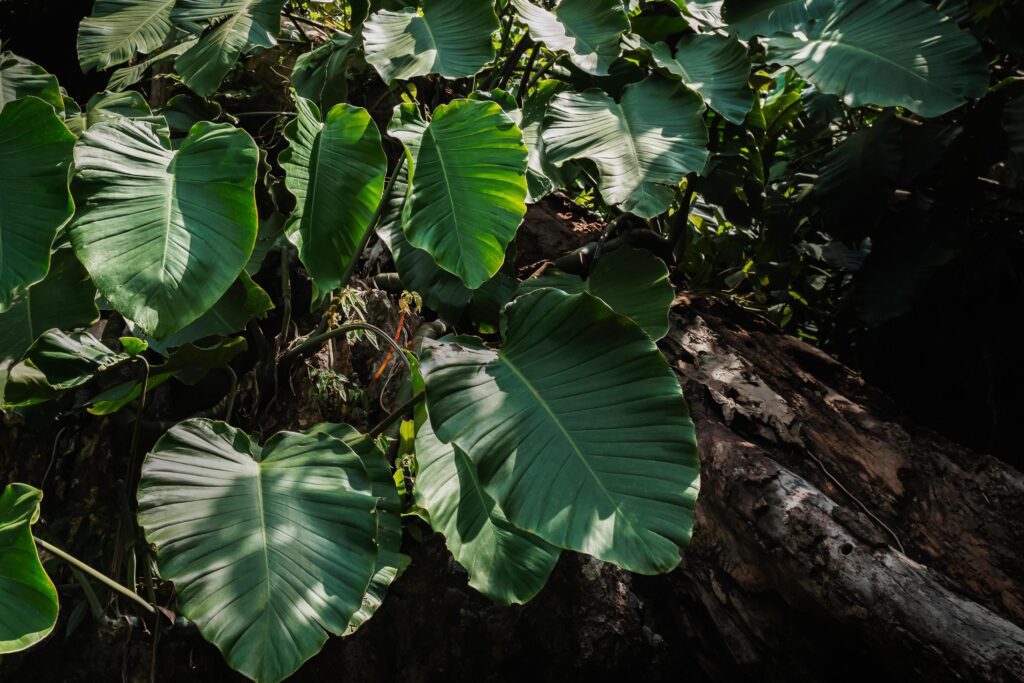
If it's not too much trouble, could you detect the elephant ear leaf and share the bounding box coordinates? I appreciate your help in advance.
[415,419,560,605]
[69,118,259,339]
[171,0,286,96]
[0,483,59,654]
[0,96,76,312]
[0,52,63,111]
[542,77,708,218]
[510,0,628,76]
[364,0,498,83]
[137,420,381,683]
[420,288,700,575]
[518,247,674,341]
[766,0,988,117]
[403,98,527,289]
[280,97,387,296]
[77,0,178,72]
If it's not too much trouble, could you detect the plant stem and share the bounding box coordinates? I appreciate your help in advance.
[35,537,156,616]
[369,391,425,438]
[524,53,559,91]
[336,155,407,290]
[282,323,411,372]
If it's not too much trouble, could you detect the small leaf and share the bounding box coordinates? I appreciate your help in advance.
[291,32,355,112]
[0,483,58,653]
[518,247,674,340]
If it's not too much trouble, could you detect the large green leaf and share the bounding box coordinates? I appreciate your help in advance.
[171,0,286,96]
[518,247,673,340]
[520,79,565,202]
[363,0,499,83]
[138,420,381,683]
[766,0,988,117]
[420,289,700,574]
[0,52,63,111]
[280,97,386,294]
[0,97,76,311]
[723,0,835,38]
[404,98,527,289]
[542,77,708,218]
[375,162,474,321]
[0,249,99,362]
[642,34,753,125]
[510,0,628,76]
[64,89,157,135]
[77,0,178,72]
[304,423,402,633]
[0,483,58,653]
[291,32,355,112]
[69,118,259,338]
[142,271,273,353]
[415,420,560,605]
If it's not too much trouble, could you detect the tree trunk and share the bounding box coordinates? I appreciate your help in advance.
[317,294,1024,683]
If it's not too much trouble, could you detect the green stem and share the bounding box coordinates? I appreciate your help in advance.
[336,155,407,290]
[35,537,155,616]
[369,391,425,438]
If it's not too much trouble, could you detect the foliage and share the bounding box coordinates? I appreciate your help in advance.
[0,0,1016,680]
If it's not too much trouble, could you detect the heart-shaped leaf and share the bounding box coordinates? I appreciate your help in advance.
[404,98,527,289]
[280,97,386,295]
[364,0,498,83]
[420,288,700,574]
[542,77,708,218]
[138,419,381,683]
[69,118,259,338]
[510,0,628,76]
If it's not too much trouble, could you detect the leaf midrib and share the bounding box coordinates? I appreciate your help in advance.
[496,350,649,546]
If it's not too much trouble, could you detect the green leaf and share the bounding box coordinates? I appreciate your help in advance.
[363,0,499,83]
[172,0,286,96]
[420,288,700,574]
[520,79,565,202]
[291,32,355,112]
[77,0,177,72]
[415,419,560,605]
[0,52,63,111]
[510,0,628,76]
[138,420,381,683]
[723,0,834,38]
[542,77,708,218]
[143,272,273,353]
[641,34,753,125]
[0,483,58,653]
[0,249,99,362]
[404,98,528,289]
[107,38,198,91]
[280,97,386,294]
[518,247,673,340]
[303,423,402,633]
[375,162,474,321]
[69,118,259,338]
[0,97,76,311]
[65,89,157,134]
[766,0,988,117]
[18,330,126,392]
